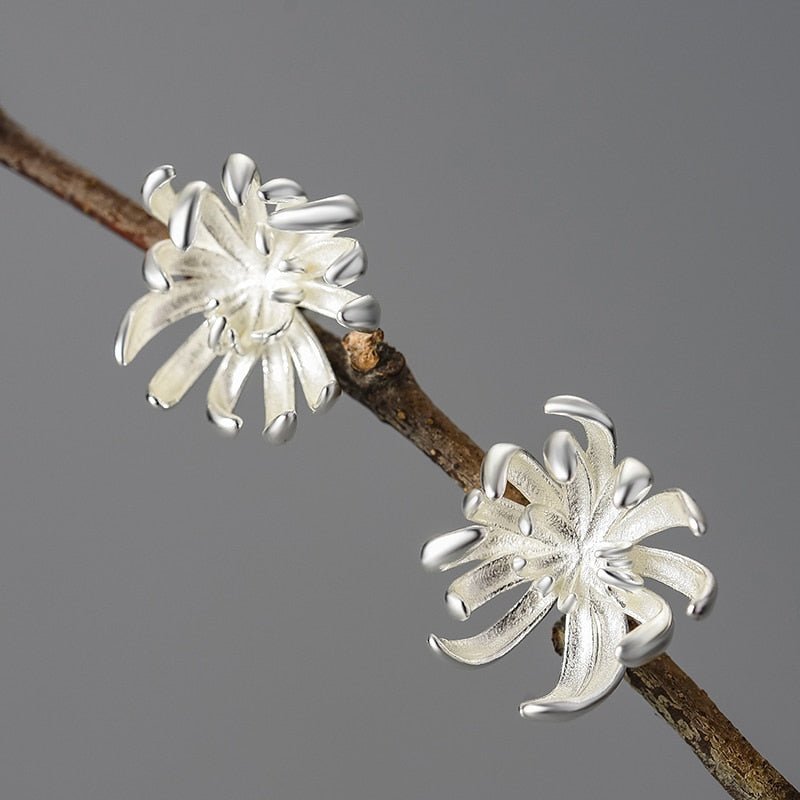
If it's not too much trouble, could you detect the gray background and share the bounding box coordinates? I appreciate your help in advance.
[1,2,798,798]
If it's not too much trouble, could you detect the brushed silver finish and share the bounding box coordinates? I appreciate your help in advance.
[422,397,715,719]
[119,156,380,440]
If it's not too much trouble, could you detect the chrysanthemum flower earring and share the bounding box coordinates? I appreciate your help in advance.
[421,395,715,719]
[115,154,380,443]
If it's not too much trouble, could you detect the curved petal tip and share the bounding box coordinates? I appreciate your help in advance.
[480,443,522,500]
[263,411,297,445]
[544,395,615,435]
[336,295,381,332]
[221,153,258,206]
[206,405,243,437]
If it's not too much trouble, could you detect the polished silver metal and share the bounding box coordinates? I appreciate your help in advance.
[169,181,209,250]
[141,165,176,223]
[336,295,381,331]
[421,395,715,719]
[263,410,298,445]
[543,430,579,483]
[268,194,362,232]
[221,153,259,206]
[324,242,367,287]
[116,155,380,441]
[420,526,488,572]
[142,247,170,292]
[314,382,342,414]
[257,177,306,203]
[480,442,522,500]
[207,315,228,350]
[613,457,653,509]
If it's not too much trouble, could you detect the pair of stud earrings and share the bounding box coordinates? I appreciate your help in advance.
[115,154,715,719]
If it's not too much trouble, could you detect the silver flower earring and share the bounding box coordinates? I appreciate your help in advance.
[115,154,380,443]
[421,395,715,719]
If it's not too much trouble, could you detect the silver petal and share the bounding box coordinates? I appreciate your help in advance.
[146,321,217,409]
[324,241,367,287]
[261,339,297,444]
[141,165,177,224]
[115,284,210,366]
[631,546,717,619]
[257,177,306,203]
[545,395,616,492]
[613,457,653,509]
[607,488,707,544]
[520,598,627,719]
[543,430,579,483]
[445,555,533,619]
[615,588,674,667]
[206,351,258,436]
[335,295,381,332]
[429,588,554,666]
[420,526,487,572]
[269,194,362,232]
[221,153,258,206]
[284,313,338,412]
[142,246,170,292]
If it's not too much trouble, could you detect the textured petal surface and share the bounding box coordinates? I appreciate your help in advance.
[115,284,211,365]
[147,321,217,408]
[206,351,259,434]
[632,546,717,618]
[520,597,626,718]
[284,313,337,411]
[607,489,706,544]
[615,587,674,666]
[261,340,296,440]
[430,588,555,666]
[545,395,616,494]
[301,282,361,319]
[292,237,356,278]
[464,491,526,533]
[446,555,536,618]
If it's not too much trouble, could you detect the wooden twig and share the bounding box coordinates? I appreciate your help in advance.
[552,619,798,800]
[2,106,796,800]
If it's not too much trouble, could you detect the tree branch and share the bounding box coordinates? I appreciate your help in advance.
[2,105,796,800]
